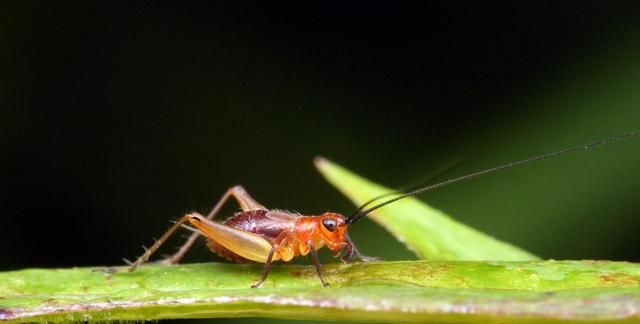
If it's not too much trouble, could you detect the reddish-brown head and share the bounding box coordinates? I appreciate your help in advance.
[317,212,348,251]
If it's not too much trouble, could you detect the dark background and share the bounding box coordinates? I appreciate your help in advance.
[3,2,640,323]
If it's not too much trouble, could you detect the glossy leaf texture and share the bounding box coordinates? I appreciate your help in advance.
[2,261,640,323]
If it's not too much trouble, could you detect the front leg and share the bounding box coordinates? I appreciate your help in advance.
[340,234,380,264]
[308,241,329,288]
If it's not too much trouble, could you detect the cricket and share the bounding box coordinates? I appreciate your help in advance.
[126,130,639,288]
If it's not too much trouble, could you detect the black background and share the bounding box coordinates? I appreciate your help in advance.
[3,3,640,323]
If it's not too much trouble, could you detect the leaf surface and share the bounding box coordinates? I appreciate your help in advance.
[2,261,640,323]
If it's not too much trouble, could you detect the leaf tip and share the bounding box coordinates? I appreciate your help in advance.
[313,156,331,171]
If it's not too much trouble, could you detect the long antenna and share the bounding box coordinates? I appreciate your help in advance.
[346,130,640,225]
[347,157,463,219]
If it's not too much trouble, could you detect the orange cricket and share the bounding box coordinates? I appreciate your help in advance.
[127,184,372,288]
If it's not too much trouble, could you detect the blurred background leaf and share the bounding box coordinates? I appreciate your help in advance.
[316,157,540,260]
[2,2,640,324]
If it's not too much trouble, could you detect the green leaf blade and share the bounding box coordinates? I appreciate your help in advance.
[314,157,539,261]
[2,261,640,323]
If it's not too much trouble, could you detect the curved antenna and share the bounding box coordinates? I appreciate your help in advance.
[347,157,463,219]
[346,130,640,225]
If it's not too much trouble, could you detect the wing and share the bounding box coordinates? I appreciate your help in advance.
[187,213,273,263]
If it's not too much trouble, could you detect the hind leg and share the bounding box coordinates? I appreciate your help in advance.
[160,186,266,264]
[128,186,266,269]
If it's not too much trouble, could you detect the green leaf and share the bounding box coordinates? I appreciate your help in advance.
[2,261,640,323]
[4,158,638,323]
[314,157,539,261]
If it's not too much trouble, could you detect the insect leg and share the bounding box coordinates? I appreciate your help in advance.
[224,185,267,212]
[309,241,329,288]
[340,234,379,263]
[251,244,277,288]
[188,212,273,263]
[127,215,191,272]
[159,185,267,265]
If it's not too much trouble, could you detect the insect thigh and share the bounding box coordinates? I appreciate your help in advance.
[187,213,273,263]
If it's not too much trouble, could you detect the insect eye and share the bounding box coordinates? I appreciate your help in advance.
[322,218,337,232]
